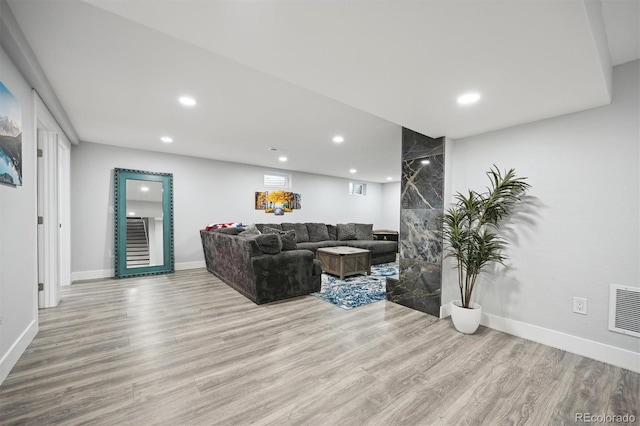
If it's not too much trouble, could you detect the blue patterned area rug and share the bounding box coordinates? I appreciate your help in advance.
[313,262,399,310]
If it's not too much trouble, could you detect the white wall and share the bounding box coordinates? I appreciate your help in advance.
[380,181,400,231]
[0,46,38,383]
[71,142,387,278]
[444,60,640,367]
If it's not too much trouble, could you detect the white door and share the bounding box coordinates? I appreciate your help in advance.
[36,130,45,308]
[36,128,60,308]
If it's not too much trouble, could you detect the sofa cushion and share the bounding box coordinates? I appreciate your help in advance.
[306,223,330,242]
[337,223,357,241]
[255,223,282,233]
[254,233,282,254]
[263,226,297,251]
[344,240,397,255]
[239,223,261,237]
[296,240,342,252]
[214,227,245,235]
[312,259,322,276]
[282,223,309,242]
[326,224,338,241]
[355,223,374,240]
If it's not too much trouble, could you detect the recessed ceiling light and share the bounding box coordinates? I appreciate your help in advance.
[129,211,136,216]
[333,135,344,143]
[457,92,481,105]
[278,156,288,162]
[178,96,196,107]
[421,159,431,165]
[140,186,149,192]
[386,177,393,181]
[349,169,357,174]
[160,136,173,143]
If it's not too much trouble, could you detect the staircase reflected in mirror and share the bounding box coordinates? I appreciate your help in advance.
[126,217,149,267]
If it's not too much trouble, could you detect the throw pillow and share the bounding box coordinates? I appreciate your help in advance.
[305,223,330,242]
[263,226,297,250]
[281,223,309,242]
[254,233,282,254]
[205,222,242,231]
[337,223,357,241]
[239,223,261,236]
[355,223,373,240]
[255,223,282,233]
[326,224,338,241]
[215,227,245,235]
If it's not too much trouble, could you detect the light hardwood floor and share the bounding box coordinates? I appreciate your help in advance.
[0,269,638,425]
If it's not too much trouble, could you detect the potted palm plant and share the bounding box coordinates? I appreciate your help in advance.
[442,166,530,334]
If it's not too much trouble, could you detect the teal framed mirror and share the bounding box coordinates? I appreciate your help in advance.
[114,168,174,278]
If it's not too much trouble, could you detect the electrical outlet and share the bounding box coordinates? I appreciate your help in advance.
[573,297,587,315]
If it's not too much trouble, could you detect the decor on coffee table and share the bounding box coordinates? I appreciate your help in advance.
[314,262,398,309]
[316,246,371,280]
[442,165,530,334]
[372,229,399,242]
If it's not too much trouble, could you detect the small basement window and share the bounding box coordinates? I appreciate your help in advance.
[349,182,367,196]
[264,172,292,189]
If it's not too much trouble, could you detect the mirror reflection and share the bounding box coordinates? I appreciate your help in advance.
[125,179,164,268]
[114,168,174,278]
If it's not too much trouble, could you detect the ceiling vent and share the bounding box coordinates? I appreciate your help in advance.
[608,284,640,338]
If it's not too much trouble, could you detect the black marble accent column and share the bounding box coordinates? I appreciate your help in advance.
[386,128,444,317]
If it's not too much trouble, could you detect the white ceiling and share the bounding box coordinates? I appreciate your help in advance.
[6,0,639,183]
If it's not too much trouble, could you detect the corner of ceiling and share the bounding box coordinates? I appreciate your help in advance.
[0,0,80,145]
[582,0,614,103]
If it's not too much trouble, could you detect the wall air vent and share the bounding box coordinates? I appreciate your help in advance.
[608,284,640,338]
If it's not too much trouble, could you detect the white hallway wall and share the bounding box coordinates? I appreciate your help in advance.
[71,142,397,278]
[0,46,38,383]
[443,60,640,367]
[380,181,400,231]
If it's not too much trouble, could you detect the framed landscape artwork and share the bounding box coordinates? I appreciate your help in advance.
[0,81,22,186]
[255,190,301,215]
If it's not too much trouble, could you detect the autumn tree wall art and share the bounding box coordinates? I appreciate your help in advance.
[255,190,301,215]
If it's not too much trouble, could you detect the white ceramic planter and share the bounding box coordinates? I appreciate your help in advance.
[450,300,482,334]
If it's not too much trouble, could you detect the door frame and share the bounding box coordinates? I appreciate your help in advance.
[34,92,70,308]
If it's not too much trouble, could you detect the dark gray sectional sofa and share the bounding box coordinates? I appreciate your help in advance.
[254,222,397,265]
[200,228,322,304]
[200,222,397,304]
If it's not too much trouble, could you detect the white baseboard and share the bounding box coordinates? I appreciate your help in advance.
[71,261,206,282]
[440,303,452,319]
[71,268,114,282]
[481,313,640,373]
[440,303,639,373]
[175,261,206,271]
[0,320,38,385]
